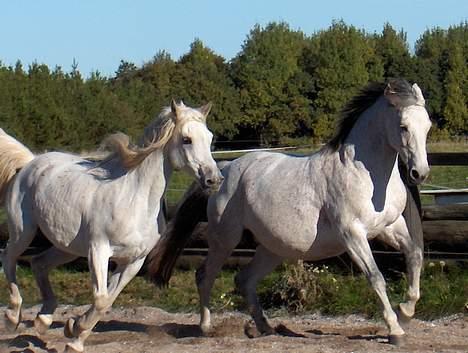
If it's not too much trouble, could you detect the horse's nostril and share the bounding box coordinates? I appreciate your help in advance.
[410,169,420,180]
[206,179,214,186]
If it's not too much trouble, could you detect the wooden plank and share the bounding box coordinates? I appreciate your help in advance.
[422,220,468,251]
[427,152,468,166]
[422,204,468,220]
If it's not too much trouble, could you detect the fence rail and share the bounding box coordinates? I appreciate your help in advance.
[1,151,467,265]
[179,151,468,263]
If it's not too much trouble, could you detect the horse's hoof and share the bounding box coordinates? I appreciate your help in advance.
[64,318,77,338]
[397,305,412,329]
[200,323,212,336]
[260,329,275,336]
[389,334,406,346]
[64,341,84,353]
[258,325,276,336]
[34,314,53,335]
[4,309,21,332]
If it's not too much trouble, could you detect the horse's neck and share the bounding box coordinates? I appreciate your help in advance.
[344,101,399,187]
[123,150,171,213]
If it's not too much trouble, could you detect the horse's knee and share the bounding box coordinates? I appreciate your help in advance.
[94,294,111,312]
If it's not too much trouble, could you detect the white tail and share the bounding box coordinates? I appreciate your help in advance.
[0,129,34,203]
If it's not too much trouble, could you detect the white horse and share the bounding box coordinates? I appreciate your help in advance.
[148,79,431,345]
[0,100,223,352]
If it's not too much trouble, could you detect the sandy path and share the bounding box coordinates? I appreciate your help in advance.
[0,305,466,353]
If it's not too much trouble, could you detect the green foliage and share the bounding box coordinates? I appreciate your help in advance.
[304,21,384,141]
[173,39,241,139]
[443,42,468,135]
[231,22,311,143]
[374,23,414,80]
[415,22,468,135]
[261,261,468,319]
[0,21,467,151]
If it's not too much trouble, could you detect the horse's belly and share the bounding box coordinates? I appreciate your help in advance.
[303,228,346,261]
[246,214,318,259]
[35,208,87,255]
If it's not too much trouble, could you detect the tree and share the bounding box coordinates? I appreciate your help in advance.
[231,22,310,144]
[304,21,384,140]
[374,23,414,80]
[174,39,241,140]
[442,37,467,135]
[414,27,448,125]
[415,22,468,134]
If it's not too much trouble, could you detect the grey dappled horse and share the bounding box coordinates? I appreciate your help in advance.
[0,101,222,352]
[148,79,431,345]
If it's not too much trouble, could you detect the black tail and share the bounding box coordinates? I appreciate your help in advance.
[147,181,210,287]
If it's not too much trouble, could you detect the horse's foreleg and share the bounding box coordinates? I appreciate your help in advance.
[31,247,78,334]
[65,255,145,353]
[196,238,234,334]
[105,257,145,303]
[64,243,111,353]
[235,245,282,335]
[343,224,405,344]
[379,216,423,325]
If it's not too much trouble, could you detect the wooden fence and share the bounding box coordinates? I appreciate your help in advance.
[0,152,467,264]
[178,152,468,263]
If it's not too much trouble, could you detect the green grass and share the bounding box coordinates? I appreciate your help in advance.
[1,262,466,320]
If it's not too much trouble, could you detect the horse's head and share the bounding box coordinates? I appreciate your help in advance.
[167,100,223,192]
[384,82,431,185]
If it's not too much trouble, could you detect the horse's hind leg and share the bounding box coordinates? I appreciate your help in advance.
[1,216,38,331]
[379,215,423,325]
[31,246,78,334]
[235,245,282,335]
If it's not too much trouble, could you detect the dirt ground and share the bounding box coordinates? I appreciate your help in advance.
[0,305,466,353]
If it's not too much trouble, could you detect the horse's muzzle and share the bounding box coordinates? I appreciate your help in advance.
[408,166,429,185]
[200,168,224,192]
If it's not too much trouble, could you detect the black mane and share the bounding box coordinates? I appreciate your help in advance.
[327,79,416,151]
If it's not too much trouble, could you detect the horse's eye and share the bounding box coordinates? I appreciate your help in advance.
[400,125,408,132]
[182,137,192,145]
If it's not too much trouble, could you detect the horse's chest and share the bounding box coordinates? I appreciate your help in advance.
[110,228,160,260]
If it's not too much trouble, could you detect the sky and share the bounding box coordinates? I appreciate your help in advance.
[1,0,467,78]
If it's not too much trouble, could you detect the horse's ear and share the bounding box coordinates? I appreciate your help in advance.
[384,83,402,107]
[198,102,213,118]
[412,83,426,106]
[171,99,180,120]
